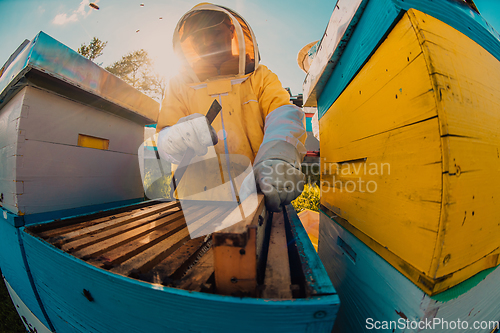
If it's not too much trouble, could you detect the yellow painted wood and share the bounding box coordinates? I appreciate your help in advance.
[77,134,109,150]
[321,119,442,272]
[320,9,500,294]
[407,10,500,280]
[320,14,441,274]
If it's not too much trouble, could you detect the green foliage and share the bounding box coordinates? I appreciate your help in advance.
[292,164,321,212]
[0,270,26,333]
[143,159,173,199]
[77,37,107,61]
[105,49,166,101]
[292,183,320,213]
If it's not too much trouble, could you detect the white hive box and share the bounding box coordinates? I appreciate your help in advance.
[0,32,159,222]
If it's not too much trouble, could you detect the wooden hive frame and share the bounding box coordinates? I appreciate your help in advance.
[26,195,321,298]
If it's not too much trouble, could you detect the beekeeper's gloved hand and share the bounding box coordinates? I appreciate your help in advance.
[252,141,305,212]
[157,113,218,163]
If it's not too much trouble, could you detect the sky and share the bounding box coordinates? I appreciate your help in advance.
[0,0,336,96]
[0,0,499,97]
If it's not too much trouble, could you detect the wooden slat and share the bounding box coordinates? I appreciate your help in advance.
[61,207,182,252]
[109,227,190,276]
[85,217,187,268]
[176,249,214,291]
[262,212,292,299]
[47,201,179,246]
[40,210,139,239]
[123,205,231,285]
[142,237,207,284]
[186,204,237,237]
[35,201,156,238]
[71,210,185,258]
[85,204,215,268]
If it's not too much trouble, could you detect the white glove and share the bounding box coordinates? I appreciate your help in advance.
[254,159,305,212]
[252,140,305,212]
[157,114,218,162]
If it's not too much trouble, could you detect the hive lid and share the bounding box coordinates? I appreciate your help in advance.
[0,31,159,125]
[302,0,366,108]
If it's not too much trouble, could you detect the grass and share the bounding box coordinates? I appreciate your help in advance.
[0,270,27,333]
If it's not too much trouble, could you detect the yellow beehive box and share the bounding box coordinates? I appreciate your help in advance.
[320,9,500,295]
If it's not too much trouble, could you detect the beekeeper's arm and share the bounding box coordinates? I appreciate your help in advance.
[156,79,217,164]
[252,66,307,212]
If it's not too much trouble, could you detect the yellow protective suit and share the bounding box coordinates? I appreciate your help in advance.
[156,3,306,201]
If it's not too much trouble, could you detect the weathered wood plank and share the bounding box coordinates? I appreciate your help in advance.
[314,0,400,114]
[176,248,214,291]
[36,201,158,239]
[48,201,179,245]
[262,212,292,299]
[84,204,215,269]
[321,118,442,272]
[109,227,190,276]
[22,226,340,332]
[70,210,185,258]
[143,237,207,284]
[60,205,188,253]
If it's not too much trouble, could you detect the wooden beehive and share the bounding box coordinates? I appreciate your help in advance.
[318,9,500,295]
[0,32,158,221]
[26,195,334,300]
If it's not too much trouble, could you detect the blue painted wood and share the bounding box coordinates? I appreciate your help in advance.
[0,207,25,227]
[317,0,401,118]
[302,0,368,108]
[319,210,427,332]
[317,0,500,119]
[318,209,500,333]
[21,220,340,333]
[285,205,336,297]
[0,220,53,329]
[16,198,143,227]
[392,0,500,52]
[0,32,158,124]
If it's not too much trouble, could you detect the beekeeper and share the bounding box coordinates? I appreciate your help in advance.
[156,3,306,212]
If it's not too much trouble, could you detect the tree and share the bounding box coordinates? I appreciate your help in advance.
[77,37,107,61]
[105,49,166,101]
[142,72,167,102]
[106,49,150,89]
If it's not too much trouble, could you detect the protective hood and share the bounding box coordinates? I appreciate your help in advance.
[173,3,260,83]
